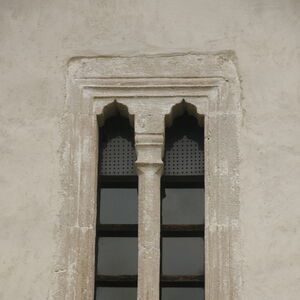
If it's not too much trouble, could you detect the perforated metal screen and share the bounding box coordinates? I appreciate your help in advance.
[164,113,204,176]
[99,115,136,176]
[99,113,204,176]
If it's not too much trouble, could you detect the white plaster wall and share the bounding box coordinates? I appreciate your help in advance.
[0,0,299,299]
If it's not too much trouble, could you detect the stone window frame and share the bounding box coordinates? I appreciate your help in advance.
[55,53,242,300]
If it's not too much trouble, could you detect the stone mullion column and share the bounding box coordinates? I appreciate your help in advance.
[135,134,164,300]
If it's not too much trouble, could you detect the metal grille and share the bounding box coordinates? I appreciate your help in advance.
[99,113,204,176]
[99,115,136,176]
[164,113,204,176]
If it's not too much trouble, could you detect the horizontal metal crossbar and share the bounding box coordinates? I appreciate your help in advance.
[95,275,204,288]
[99,176,138,188]
[97,224,137,237]
[96,275,137,287]
[161,275,205,287]
[97,224,204,237]
[162,175,204,188]
[99,175,204,188]
[162,224,204,237]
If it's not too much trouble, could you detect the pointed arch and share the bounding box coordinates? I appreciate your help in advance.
[165,100,204,128]
[98,100,134,128]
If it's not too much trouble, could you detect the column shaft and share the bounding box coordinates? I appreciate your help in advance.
[135,134,164,300]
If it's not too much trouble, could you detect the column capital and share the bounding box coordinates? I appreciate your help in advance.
[135,133,164,174]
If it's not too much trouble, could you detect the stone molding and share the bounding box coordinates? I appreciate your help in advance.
[56,53,242,300]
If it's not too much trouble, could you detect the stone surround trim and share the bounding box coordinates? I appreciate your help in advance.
[56,53,242,300]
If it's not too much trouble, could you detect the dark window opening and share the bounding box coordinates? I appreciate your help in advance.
[161,112,205,300]
[95,114,138,300]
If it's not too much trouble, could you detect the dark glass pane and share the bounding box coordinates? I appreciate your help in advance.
[95,287,137,300]
[97,238,138,275]
[100,188,138,224]
[162,288,204,300]
[162,188,204,224]
[162,238,204,275]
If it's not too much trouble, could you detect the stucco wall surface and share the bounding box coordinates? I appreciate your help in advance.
[0,0,299,299]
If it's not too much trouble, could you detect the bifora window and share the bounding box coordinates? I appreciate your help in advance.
[95,110,205,300]
[65,54,242,300]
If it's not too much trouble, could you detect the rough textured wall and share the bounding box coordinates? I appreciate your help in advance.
[0,0,299,299]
